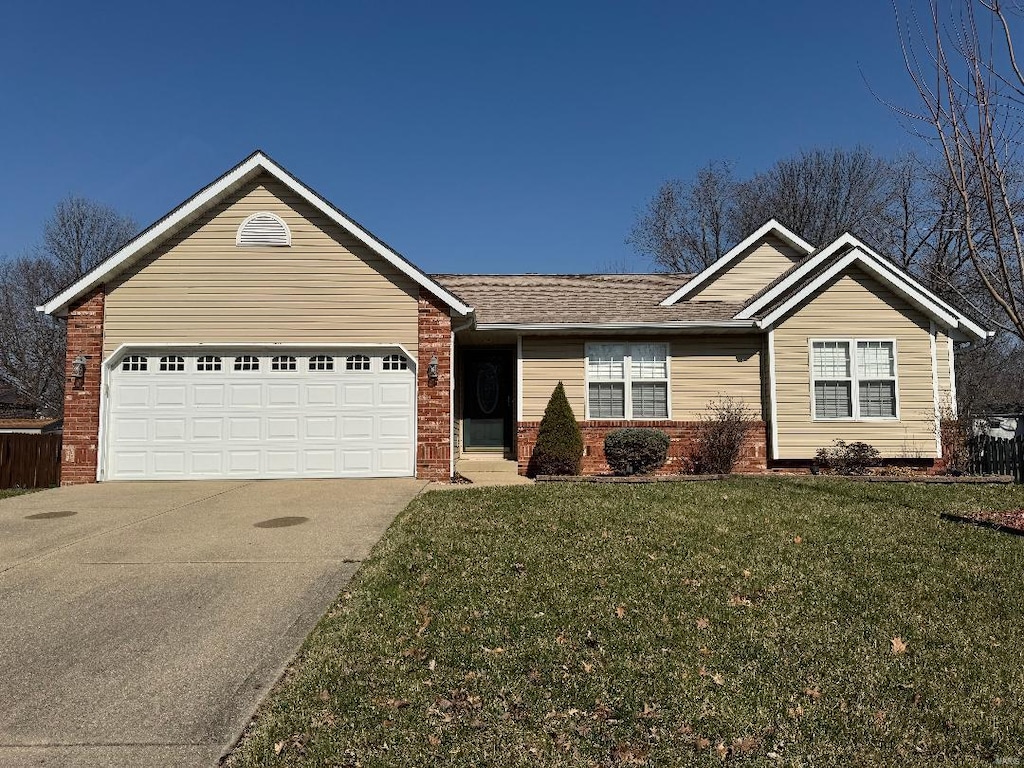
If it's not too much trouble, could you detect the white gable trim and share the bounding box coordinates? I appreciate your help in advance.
[660,219,814,306]
[38,152,473,317]
[755,249,960,330]
[740,235,989,341]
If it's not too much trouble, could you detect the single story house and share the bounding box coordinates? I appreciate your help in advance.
[0,418,63,435]
[39,151,989,485]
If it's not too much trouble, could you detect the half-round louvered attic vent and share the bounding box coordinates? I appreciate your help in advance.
[236,212,292,247]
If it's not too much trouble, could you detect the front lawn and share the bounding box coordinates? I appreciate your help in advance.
[0,488,34,500]
[231,479,1024,767]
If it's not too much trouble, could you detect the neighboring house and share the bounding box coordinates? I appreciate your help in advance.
[39,151,990,485]
[0,418,62,435]
[973,411,1024,440]
[0,383,36,420]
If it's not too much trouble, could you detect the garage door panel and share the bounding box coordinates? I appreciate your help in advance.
[193,385,225,407]
[229,384,262,408]
[107,349,416,480]
[191,418,223,441]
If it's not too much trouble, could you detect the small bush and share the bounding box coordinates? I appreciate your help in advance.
[692,396,755,474]
[529,382,584,476]
[814,439,880,475]
[604,428,670,475]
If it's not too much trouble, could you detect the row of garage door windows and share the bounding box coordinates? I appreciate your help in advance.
[118,354,411,373]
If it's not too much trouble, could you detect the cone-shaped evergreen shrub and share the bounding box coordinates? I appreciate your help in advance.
[528,381,584,476]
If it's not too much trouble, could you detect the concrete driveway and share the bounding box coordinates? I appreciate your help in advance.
[0,478,426,768]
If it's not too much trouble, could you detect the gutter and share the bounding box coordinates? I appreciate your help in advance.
[473,320,759,332]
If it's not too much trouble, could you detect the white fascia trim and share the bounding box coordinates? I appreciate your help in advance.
[475,320,759,331]
[737,233,989,340]
[101,341,419,370]
[755,250,960,331]
[660,219,814,306]
[947,335,958,417]
[39,152,473,317]
[516,334,523,423]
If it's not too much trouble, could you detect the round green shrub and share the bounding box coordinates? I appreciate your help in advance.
[529,382,584,476]
[604,428,670,475]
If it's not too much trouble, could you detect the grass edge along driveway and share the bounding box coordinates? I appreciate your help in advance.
[230,478,1024,767]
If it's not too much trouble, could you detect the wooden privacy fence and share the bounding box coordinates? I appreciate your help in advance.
[0,433,61,489]
[968,435,1024,483]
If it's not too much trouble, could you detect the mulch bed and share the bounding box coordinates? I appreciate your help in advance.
[537,473,1014,485]
[941,508,1024,536]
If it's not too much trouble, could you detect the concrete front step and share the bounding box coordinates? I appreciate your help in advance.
[456,457,519,473]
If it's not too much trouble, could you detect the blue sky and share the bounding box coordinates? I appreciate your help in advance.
[0,1,926,274]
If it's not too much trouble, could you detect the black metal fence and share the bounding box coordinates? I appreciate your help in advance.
[968,435,1024,483]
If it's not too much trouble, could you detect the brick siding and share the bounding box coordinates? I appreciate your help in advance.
[61,287,105,485]
[517,420,768,476]
[417,290,453,481]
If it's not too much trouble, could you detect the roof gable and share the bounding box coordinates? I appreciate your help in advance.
[39,151,472,317]
[743,239,990,340]
[660,219,815,305]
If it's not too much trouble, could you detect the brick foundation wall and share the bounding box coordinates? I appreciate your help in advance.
[417,290,453,481]
[61,287,105,486]
[517,420,768,476]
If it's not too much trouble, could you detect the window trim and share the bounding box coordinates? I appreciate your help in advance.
[807,338,900,422]
[584,341,671,421]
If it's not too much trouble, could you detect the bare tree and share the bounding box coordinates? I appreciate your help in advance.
[627,160,737,273]
[0,197,136,415]
[733,147,896,248]
[896,0,1024,341]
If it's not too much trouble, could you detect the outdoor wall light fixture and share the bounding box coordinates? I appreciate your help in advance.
[71,354,87,388]
[427,355,439,382]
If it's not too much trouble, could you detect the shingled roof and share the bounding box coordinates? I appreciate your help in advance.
[431,274,749,325]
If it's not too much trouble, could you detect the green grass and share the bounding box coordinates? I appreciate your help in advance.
[0,488,35,500]
[231,479,1024,767]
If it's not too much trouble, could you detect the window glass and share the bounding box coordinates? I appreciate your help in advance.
[346,354,371,371]
[630,344,668,379]
[234,355,260,371]
[859,380,897,418]
[309,355,334,371]
[271,355,297,371]
[158,355,185,372]
[812,341,850,378]
[588,382,625,419]
[632,381,668,419]
[382,354,408,371]
[121,355,147,372]
[196,356,222,372]
[587,344,626,380]
[814,380,853,419]
[857,341,894,378]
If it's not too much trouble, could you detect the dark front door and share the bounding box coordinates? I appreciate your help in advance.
[462,349,514,451]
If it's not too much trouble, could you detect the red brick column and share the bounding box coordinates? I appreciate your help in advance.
[61,287,105,485]
[417,290,452,481]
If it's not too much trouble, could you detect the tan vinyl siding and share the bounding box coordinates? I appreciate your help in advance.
[671,336,763,419]
[691,235,804,302]
[521,337,585,420]
[520,335,763,422]
[772,267,939,458]
[103,173,419,358]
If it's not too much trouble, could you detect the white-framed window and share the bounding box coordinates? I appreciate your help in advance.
[121,355,147,372]
[271,355,297,371]
[346,354,371,371]
[309,355,334,371]
[234,355,260,372]
[382,354,408,371]
[196,355,222,372]
[585,342,669,420]
[810,339,898,420]
[158,355,185,372]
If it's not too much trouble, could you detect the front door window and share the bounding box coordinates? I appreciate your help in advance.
[462,350,513,450]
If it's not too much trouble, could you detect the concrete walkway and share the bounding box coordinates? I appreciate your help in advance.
[0,478,426,768]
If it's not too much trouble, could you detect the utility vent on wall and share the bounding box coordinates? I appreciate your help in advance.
[236,212,291,247]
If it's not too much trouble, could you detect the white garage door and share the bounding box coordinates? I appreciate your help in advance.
[105,349,416,480]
